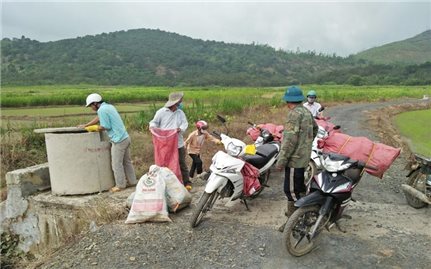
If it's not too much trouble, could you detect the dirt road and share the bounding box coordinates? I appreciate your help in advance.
[33,99,430,269]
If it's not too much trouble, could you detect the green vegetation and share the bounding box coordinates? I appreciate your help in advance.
[354,30,431,65]
[394,109,431,157]
[2,29,430,86]
[2,85,429,108]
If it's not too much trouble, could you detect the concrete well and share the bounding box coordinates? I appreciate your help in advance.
[35,127,115,195]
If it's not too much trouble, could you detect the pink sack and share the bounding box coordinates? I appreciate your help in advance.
[150,128,182,183]
[246,123,284,141]
[318,132,401,178]
[315,118,340,134]
[241,162,261,196]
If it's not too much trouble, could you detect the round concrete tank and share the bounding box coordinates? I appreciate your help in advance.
[35,127,115,195]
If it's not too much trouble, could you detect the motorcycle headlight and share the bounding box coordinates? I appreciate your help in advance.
[226,142,243,157]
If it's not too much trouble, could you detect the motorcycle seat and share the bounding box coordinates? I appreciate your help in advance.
[243,143,278,169]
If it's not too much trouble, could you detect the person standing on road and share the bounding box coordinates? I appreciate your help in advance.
[303,90,322,118]
[80,93,137,193]
[276,86,318,222]
[185,120,221,179]
[149,92,192,191]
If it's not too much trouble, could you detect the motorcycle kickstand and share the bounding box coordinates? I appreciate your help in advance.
[334,221,347,233]
[241,198,250,211]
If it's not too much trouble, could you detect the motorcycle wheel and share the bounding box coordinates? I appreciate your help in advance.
[404,170,427,209]
[283,205,321,257]
[304,161,316,187]
[190,191,218,228]
[248,170,270,199]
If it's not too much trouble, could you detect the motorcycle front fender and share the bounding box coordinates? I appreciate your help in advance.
[204,173,228,193]
[294,191,327,208]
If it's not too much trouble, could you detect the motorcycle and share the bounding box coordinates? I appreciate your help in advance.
[401,154,431,208]
[306,112,341,186]
[189,115,280,228]
[282,152,377,256]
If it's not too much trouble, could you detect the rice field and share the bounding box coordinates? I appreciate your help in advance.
[1,85,429,108]
[394,109,431,157]
[1,85,430,132]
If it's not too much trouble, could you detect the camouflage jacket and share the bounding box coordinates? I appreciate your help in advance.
[276,105,318,168]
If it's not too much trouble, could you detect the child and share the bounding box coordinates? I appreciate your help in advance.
[185,120,221,179]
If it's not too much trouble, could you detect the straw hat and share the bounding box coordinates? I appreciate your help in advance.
[164,92,184,107]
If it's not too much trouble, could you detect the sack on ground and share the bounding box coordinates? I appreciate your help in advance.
[125,167,171,224]
[153,165,192,213]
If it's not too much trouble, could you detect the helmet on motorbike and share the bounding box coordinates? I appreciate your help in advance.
[307,90,317,97]
[283,86,305,102]
[86,93,103,107]
[195,120,208,130]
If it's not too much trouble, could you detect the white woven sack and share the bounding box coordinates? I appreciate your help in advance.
[125,167,171,224]
[158,166,192,212]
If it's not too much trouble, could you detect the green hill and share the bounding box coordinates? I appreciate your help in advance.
[1,28,430,86]
[354,30,431,65]
[1,28,347,86]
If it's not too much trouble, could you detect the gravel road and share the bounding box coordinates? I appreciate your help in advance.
[32,98,431,269]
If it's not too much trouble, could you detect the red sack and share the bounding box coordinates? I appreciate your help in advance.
[150,128,182,183]
[318,132,401,178]
[315,118,340,134]
[241,162,261,196]
[246,123,284,141]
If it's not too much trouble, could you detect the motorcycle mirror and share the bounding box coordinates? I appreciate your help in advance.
[212,131,221,140]
[216,114,226,123]
[334,125,341,130]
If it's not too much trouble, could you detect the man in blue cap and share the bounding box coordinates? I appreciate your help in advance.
[276,86,318,230]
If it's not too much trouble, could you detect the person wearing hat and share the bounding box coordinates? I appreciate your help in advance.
[149,92,192,190]
[303,90,322,118]
[276,86,318,230]
[80,93,137,193]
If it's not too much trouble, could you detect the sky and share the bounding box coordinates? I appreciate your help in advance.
[1,0,430,57]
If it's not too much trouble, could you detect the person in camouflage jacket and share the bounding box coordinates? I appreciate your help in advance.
[276,86,318,220]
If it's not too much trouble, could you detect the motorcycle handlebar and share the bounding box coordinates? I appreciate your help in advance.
[212,131,221,140]
[248,121,255,126]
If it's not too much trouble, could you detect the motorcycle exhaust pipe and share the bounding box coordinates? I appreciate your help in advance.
[401,184,431,204]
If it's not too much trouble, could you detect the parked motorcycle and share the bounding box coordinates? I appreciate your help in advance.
[306,113,341,186]
[189,116,280,228]
[401,154,431,208]
[282,152,377,256]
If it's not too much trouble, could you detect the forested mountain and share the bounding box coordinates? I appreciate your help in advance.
[354,30,431,65]
[1,28,430,86]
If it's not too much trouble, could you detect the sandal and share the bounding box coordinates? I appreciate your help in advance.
[110,186,122,193]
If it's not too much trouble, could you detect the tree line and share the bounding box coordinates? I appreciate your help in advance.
[1,29,429,86]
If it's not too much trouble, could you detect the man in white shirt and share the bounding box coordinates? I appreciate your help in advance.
[303,90,322,118]
[149,92,192,190]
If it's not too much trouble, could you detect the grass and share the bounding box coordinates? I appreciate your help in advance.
[1,104,155,117]
[1,85,430,108]
[394,109,431,157]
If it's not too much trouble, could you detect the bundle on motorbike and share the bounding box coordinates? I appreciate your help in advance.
[306,110,341,186]
[401,154,431,208]
[282,153,377,257]
[189,116,280,228]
